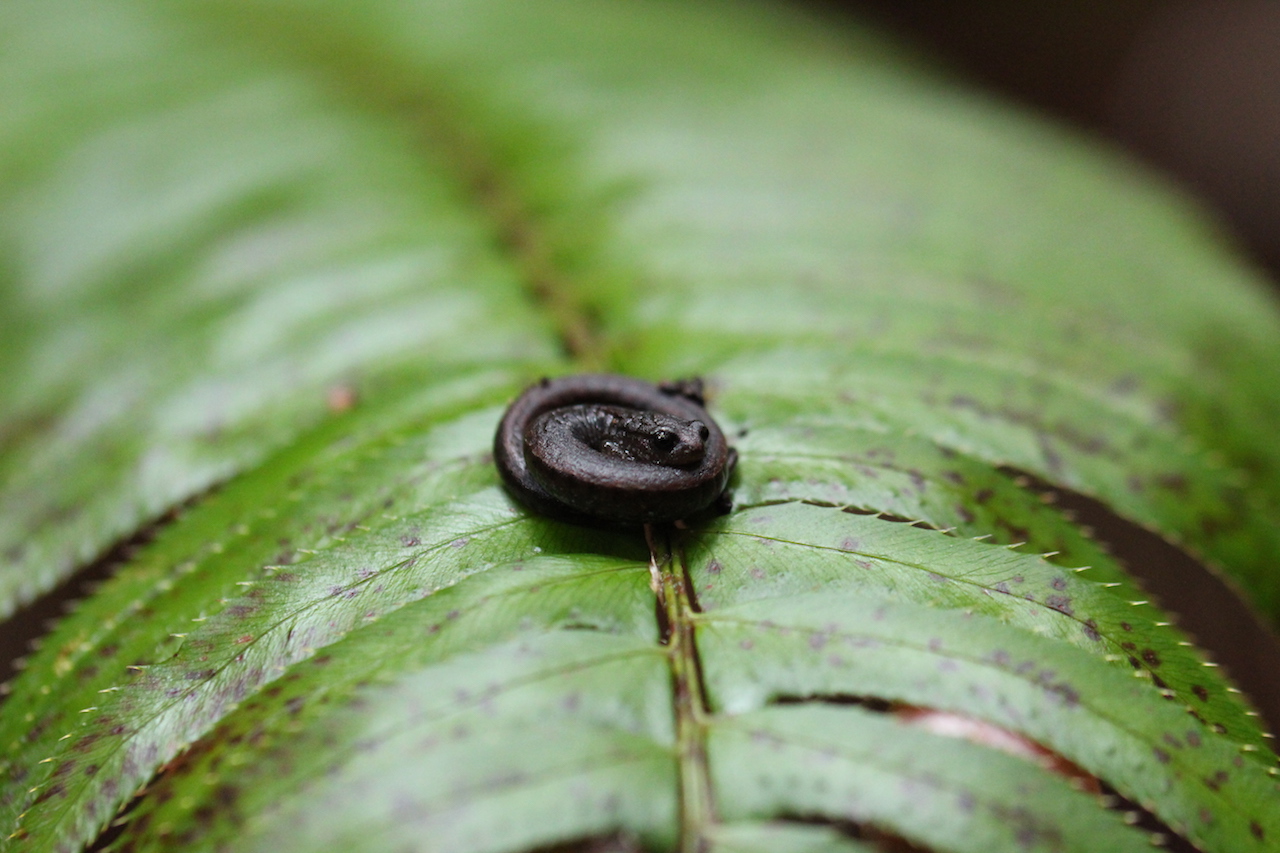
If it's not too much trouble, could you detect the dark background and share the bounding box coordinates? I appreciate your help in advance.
[814,0,1280,279]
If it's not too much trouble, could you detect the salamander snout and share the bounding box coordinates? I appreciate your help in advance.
[652,419,708,466]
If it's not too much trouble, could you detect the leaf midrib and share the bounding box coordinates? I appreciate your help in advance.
[171,0,609,367]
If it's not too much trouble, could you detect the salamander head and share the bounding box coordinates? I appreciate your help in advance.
[644,417,709,466]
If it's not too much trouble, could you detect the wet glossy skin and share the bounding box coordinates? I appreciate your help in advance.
[493,374,735,527]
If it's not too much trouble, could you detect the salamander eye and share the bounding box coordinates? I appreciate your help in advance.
[652,428,678,452]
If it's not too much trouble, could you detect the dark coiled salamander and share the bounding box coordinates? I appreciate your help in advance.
[494,374,735,527]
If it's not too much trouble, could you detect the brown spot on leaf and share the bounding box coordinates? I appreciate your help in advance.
[32,782,66,805]
[211,784,240,811]
[1045,595,1073,616]
[72,734,100,753]
[1156,474,1189,496]
[1203,770,1229,791]
[326,385,358,412]
[193,804,218,828]
[1050,683,1081,707]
